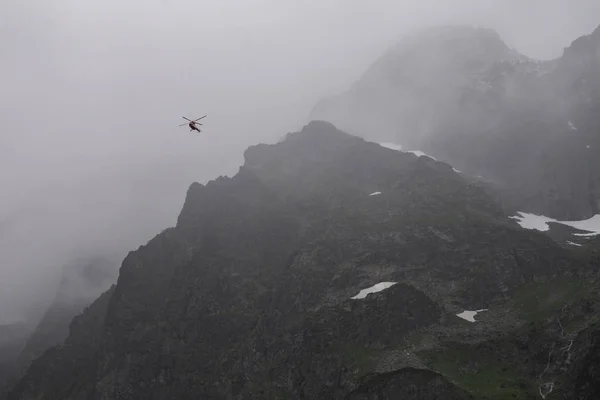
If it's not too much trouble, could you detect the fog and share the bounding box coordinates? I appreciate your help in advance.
[1,0,598,324]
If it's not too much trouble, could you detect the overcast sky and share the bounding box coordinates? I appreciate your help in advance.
[1,0,599,324]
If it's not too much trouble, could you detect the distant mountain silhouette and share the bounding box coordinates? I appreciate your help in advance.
[311,24,600,220]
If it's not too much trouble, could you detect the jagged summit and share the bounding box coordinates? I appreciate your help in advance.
[385,24,513,61]
[357,24,519,95]
[563,23,600,56]
[310,25,528,154]
[243,120,359,170]
[178,121,445,232]
[179,120,467,227]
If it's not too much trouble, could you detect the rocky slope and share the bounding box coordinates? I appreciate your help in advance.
[310,24,600,220]
[0,255,118,393]
[5,121,600,399]
[0,323,33,389]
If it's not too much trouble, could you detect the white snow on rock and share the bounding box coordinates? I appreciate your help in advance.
[351,282,397,299]
[378,142,461,173]
[369,191,382,196]
[379,142,404,151]
[509,212,555,231]
[379,142,434,159]
[574,232,599,237]
[567,241,582,247]
[568,121,577,131]
[408,150,430,158]
[546,214,600,235]
[456,309,489,322]
[510,212,600,236]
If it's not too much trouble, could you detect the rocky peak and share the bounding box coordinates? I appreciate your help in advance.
[178,120,429,232]
[242,120,360,177]
[562,24,600,59]
[361,24,515,85]
[555,24,600,102]
[394,24,511,59]
[310,25,529,150]
[184,120,465,212]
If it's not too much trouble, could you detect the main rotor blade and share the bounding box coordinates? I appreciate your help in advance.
[182,117,193,122]
[193,115,207,121]
[178,123,188,126]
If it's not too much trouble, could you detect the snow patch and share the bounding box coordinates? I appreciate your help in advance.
[567,241,582,247]
[568,121,577,131]
[379,142,404,151]
[408,150,430,158]
[379,142,460,172]
[510,212,600,236]
[509,213,554,231]
[369,191,382,196]
[456,309,488,322]
[379,142,433,159]
[351,282,397,299]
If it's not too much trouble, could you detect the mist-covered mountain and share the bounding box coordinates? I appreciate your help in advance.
[310,24,600,220]
[0,323,33,389]
[0,255,118,393]
[5,121,600,399]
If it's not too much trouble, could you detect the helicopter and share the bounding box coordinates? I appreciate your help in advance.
[179,115,206,133]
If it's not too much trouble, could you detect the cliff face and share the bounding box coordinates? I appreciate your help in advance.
[310,24,600,220]
[5,121,600,399]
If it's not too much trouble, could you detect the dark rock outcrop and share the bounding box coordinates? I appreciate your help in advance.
[310,24,600,220]
[569,327,600,399]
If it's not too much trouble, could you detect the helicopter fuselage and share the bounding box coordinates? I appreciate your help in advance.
[180,115,205,132]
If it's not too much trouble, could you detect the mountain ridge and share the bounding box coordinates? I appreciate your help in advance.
[5,121,600,399]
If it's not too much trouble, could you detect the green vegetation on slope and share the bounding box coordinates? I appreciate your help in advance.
[419,343,536,400]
